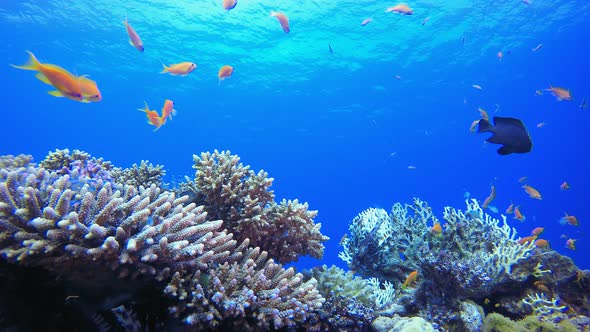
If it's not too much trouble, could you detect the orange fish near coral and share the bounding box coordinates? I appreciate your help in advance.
[518,235,537,245]
[402,270,418,288]
[566,238,576,250]
[11,51,83,101]
[505,203,514,214]
[546,86,572,101]
[560,181,570,190]
[218,65,234,85]
[222,0,237,10]
[522,185,542,200]
[531,227,544,236]
[481,184,496,209]
[123,16,144,52]
[271,11,290,33]
[514,205,526,222]
[533,281,550,293]
[160,62,196,76]
[386,3,413,15]
[560,213,578,226]
[138,101,163,131]
[430,222,442,235]
[534,239,549,249]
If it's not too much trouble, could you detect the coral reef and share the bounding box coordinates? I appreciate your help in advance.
[0,154,33,169]
[0,150,330,330]
[307,265,376,330]
[182,150,329,264]
[110,160,166,189]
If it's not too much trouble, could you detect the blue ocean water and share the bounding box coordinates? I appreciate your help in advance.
[0,0,588,273]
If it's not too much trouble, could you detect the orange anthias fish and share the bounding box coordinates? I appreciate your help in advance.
[481,184,496,209]
[78,76,102,102]
[160,62,196,76]
[222,0,237,10]
[478,107,489,121]
[124,16,144,52]
[271,11,290,33]
[11,51,83,101]
[138,101,163,131]
[531,227,544,236]
[430,222,442,235]
[518,235,537,245]
[560,181,570,190]
[560,213,578,226]
[505,203,514,214]
[218,65,234,84]
[469,119,479,133]
[566,238,577,250]
[546,86,572,101]
[160,99,176,124]
[402,270,418,288]
[534,239,549,249]
[522,185,542,200]
[386,3,414,15]
[514,205,526,222]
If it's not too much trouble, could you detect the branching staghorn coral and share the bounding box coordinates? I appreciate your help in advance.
[165,245,325,330]
[0,155,33,170]
[0,165,232,282]
[110,160,166,189]
[1,152,328,330]
[186,150,329,264]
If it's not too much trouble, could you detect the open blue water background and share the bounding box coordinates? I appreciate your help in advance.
[1,0,588,271]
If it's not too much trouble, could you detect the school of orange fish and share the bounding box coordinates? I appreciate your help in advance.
[10,2,583,249]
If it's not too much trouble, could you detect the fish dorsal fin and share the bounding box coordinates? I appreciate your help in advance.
[493,116,525,129]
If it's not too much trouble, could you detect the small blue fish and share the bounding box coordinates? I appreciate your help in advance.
[487,206,499,213]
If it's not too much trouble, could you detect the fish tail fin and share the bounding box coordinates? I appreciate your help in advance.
[477,118,493,133]
[138,101,149,113]
[160,63,168,74]
[11,50,41,71]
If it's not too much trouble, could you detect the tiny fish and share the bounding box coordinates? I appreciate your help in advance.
[481,184,496,209]
[518,176,527,183]
[361,18,373,26]
[497,51,503,61]
[218,65,234,85]
[536,122,546,128]
[514,205,526,221]
[487,205,499,213]
[422,17,430,25]
[123,16,144,52]
[566,238,576,250]
[579,96,587,109]
[531,227,544,236]
[222,0,237,10]
[329,43,333,55]
[546,86,572,101]
[472,84,483,90]
[560,212,578,226]
[407,165,416,170]
[532,43,543,52]
[535,90,543,96]
[271,11,290,33]
[505,203,514,214]
[394,75,402,80]
[386,4,413,15]
[560,181,570,190]
[523,184,542,200]
[402,270,418,288]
